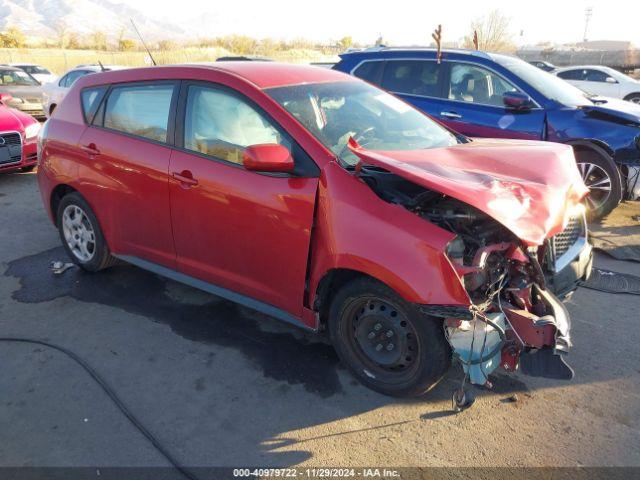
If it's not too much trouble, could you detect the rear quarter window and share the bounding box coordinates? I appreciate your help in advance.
[81,86,108,123]
[353,61,384,84]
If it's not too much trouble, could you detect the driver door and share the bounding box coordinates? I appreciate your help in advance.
[169,82,319,317]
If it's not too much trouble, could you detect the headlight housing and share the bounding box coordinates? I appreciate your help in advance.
[8,97,25,105]
[24,122,41,140]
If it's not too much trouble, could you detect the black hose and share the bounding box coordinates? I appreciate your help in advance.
[0,338,198,480]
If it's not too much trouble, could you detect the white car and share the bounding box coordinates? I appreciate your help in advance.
[42,65,126,117]
[9,64,58,85]
[554,65,640,103]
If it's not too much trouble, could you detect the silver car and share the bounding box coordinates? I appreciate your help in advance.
[0,66,45,120]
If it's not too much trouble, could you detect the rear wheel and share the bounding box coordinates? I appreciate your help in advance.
[574,149,622,221]
[623,93,640,104]
[56,192,117,271]
[329,277,450,397]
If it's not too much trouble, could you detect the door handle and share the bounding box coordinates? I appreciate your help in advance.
[80,143,101,155]
[440,111,462,119]
[172,170,199,188]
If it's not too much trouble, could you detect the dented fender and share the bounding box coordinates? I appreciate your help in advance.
[306,162,470,328]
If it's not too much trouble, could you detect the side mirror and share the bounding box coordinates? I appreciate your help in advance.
[0,92,13,105]
[605,76,617,84]
[243,144,295,173]
[503,91,533,111]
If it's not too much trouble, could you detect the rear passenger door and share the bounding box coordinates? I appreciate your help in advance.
[436,62,545,139]
[78,81,179,267]
[354,59,448,120]
[168,82,319,317]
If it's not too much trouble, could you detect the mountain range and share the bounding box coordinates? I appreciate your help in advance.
[0,0,187,41]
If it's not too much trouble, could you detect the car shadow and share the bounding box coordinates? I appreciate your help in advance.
[0,246,560,467]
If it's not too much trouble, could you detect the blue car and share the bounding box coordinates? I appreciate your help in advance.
[333,47,640,219]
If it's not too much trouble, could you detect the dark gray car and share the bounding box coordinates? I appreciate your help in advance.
[0,66,45,119]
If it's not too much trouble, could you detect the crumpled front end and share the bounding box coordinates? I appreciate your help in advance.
[347,140,593,387]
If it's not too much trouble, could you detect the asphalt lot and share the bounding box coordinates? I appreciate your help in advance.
[1,172,639,472]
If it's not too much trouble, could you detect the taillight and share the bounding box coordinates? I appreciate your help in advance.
[37,120,49,163]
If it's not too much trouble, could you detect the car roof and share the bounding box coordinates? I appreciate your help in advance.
[77,62,355,90]
[0,65,23,71]
[339,46,493,60]
[554,65,612,71]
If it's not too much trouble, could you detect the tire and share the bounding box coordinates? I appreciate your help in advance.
[329,277,451,397]
[20,165,36,173]
[574,148,622,221]
[623,93,640,104]
[56,192,118,272]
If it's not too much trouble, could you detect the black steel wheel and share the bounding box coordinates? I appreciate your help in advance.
[329,277,450,397]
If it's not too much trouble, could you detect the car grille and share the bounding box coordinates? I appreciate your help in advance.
[553,215,583,257]
[549,212,587,272]
[0,132,23,166]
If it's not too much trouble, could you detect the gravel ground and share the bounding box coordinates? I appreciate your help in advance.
[0,172,639,473]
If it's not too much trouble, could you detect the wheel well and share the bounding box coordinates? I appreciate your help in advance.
[313,269,379,328]
[569,140,614,160]
[50,184,77,226]
[49,104,56,115]
[623,92,640,100]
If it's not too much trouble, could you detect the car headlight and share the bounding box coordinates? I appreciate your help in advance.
[24,122,41,140]
[8,97,25,104]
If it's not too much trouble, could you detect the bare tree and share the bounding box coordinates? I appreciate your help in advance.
[53,20,69,49]
[463,10,516,53]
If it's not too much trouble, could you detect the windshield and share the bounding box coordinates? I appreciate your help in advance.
[601,67,638,83]
[266,81,458,166]
[22,66,51,75]
[491,54,591,107]
[0,69,39,86]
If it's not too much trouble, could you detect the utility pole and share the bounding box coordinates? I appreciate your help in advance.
[583,7,593,42]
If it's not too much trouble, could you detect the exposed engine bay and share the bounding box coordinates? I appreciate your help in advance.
[358,165,576,387]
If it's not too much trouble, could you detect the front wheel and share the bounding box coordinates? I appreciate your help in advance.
[575,150,622,221]
[329,278,451,397]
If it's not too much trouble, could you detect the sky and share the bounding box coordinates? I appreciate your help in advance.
[123,0,640,46]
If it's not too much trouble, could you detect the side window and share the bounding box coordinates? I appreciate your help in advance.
[81,86,107,123]
[584,69,611,82]
[103,83,175,143]
[183,85,289,166]
[557,69,584,81]
[60,70,86,88]
[353,61,384,85]
[381,60,442,97]
[448,63,520,106]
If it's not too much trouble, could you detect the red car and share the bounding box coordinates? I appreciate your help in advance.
[37,63,593,398]
[0,93,40,173]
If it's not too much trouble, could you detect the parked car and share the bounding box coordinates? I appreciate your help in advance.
[10,63,58,84]
[0,66,46,120]
[529,60,556,72]
[37,63,592,397]
[0,92,40,173]
[42,65,125,117]
[554,65,640,103]
[333,47,640,219]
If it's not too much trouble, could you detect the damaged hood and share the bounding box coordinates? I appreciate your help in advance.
[349,138,588,246]
[579,97,640,127]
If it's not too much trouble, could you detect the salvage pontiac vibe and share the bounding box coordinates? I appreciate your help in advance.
[37,63,592,397]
